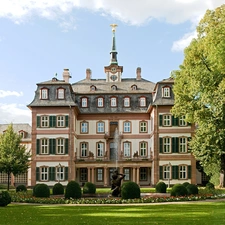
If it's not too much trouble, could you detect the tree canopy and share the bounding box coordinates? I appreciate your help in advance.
[171,4,225,181]
[0,124,31,190]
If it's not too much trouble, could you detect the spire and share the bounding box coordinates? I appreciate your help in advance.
[110,24,118,65]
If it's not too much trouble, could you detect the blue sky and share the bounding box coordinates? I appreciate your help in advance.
[0,0,224,124]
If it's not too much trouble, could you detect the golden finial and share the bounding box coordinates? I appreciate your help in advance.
[110,24,118,32]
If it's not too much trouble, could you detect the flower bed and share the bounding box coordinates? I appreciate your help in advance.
[10,192,225,205]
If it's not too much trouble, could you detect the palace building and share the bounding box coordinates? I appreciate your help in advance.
[26,25,206,187]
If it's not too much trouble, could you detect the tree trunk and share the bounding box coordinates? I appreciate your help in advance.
[7,171,10,191]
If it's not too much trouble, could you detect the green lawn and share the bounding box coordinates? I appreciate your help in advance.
[1,201,225,225]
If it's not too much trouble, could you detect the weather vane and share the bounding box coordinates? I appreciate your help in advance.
[110,24,118,32]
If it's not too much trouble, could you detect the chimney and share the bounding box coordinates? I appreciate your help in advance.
[63,69,71,83]
[86,68,92,80]
[136,67,141,80]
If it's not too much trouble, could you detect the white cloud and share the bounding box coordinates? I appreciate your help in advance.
[0,90,23,98]
[171,31,197,52]
[0,103,31,124]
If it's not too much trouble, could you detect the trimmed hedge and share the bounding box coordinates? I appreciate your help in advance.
[186,184,198,195]
[53,183,64,195]
[65,181,81,199]
[83,182,96,194]
[0,191,11,207]
[33,184,50,198]
[206,182,215,190]
[121,182,140,199]
[155,182,167,193]
[16,185,27,192]
[171,184,188,197]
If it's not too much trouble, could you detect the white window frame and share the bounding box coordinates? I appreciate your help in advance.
[58,88,65,99]
[163,115,171,126]
[82,98,87,107]
[41,138,48,154]
[179,137,187,153]
[57,116,65,127]
[163,87,170,97]
[81,122,88,133]
[163,137,171,153]
[124,168,130,181]
[140,142,147,157]
[41,116,49,127]
[81,143,88,157]
[41,167,48,181]
[97,142,104,157]
[179,116,187,126]
[123,142,131,157]
[163,165,171,179]
[41,89,48,99]
[179,165,187,179]
[140,121,147,133]
[98,97,103,107]
[111,97,117,107]
[97,122,104,133]
[57,138,65,154]
[140,97,146,107]
[124,121,131,133]
[124,97,130,107]
[56,166,64,181]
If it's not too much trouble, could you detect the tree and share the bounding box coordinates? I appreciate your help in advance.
[171,4,225,185]
[0,124,31,190]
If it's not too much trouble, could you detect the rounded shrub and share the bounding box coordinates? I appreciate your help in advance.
[170,184,188,197]
[182,182,190,188]
[155,181,167,193]
[33,183,50,198]
[16,184,27,192]
[186,184,198,195]
[83,182,96,194]
[65,181,81,199]
[53,183,64,195]
[0,191,11,207]
[206,182,215,190]
[121,181,140,199]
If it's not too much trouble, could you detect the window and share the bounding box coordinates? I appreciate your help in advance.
[179,116,187,126]
[111,85,117,90]
[81,142,88,157]
[179,137,187,153]
[41,88,48,99]
[97,168,103,181]
[179,165,187,179]
[140,142,147,157]
[163,87,170,97]
[56,166,64,181]
[97,121,104,133]
[97,97,103,107]
[57,116,65,127]
[97,142,104,157]
[123,142,131,157]
[57,88,65,99]
[41,138,48,154]
[163,115,171,126]
[123,121,131,133]
[81,97,88,107]
[57,138,65,154]
[124,168,130,181]
[124,97,130,107]
[90,85,96,91]
[163,165,171,179]
[140,168,147,181]
[81,121,88,133]
[41,167,48,181]
[131,85,137,90]
[163,137,171,153]
[19,131,26,138]
[41,116,49,127]
[80,168,87,182]
[111,97,117,107]
[140,121,147,133]
[140,97,146,107]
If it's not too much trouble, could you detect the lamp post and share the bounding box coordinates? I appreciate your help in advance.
[168,162,171,188]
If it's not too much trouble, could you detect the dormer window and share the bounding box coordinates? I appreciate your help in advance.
[97,97,104,107]
[81,97,88,107]
[111,85,117,91]
[140,97,146,107]
[162,86,171,97]
[124,97,130,107]
[57,88,65,99]
[41,88,48,99]
[131,85,137,90]
[90,85,96,91]
[19,130,26,138]
[111,97,117,107]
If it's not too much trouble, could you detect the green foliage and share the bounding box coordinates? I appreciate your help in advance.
[65,181,81,199]
[121,181,140,199]
[182,182,190,188]
[0,124,31,190]
[206,182,215,190]
[33,183,50,198]
[0,191,11,206]
[52,183,64,195]
[155,181,167,193]
[83,182,96,194]
[186,184,199,195]
[171,5,225,177]
[16,185,27,192]
[171,184,188,197]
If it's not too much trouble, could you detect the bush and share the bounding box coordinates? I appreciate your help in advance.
[0,191,11,207]
[121,181,140,199]
[155,182,167,193]
[171,184,188,197]
[65,181,81,199]
[206,182,215,190]
[16,185,27,192]
[182,182,190,188]
[53,183,64,195]
[83,182,96,194]
[186,184,198,195]
[33,183,50,198]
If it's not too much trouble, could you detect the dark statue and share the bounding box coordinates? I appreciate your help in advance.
[111,170,125,197]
